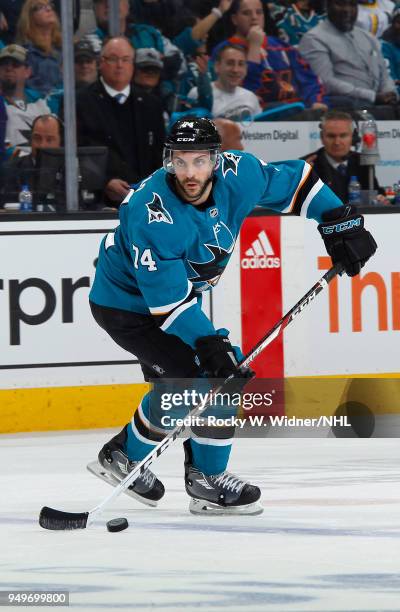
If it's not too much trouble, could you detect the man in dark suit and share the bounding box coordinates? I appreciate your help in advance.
[302,109,385,204]
[76,36,165,204]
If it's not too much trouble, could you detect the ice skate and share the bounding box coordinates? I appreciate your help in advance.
[183,440,263,516]
[87,426,165,507]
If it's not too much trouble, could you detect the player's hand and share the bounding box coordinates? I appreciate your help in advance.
[318,205,377,277]
[195,334,255,397]
[195,334,250,376]
[196,334,239,378]
[375,91,397,105]
[105,178,131,202]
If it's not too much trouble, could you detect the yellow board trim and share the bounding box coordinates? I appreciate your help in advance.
[284,376,400,419]
[0,383,149,434]
[1,374,399,433]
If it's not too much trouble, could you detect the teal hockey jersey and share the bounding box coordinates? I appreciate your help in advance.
[90,150,342,348]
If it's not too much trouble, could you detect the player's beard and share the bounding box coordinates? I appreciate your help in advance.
[175,175,212,203]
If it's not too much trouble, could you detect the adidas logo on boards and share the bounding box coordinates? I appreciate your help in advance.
[241,230,280,269]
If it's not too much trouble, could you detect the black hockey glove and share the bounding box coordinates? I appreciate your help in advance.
[195,334,254,393]
[318,205,377,277]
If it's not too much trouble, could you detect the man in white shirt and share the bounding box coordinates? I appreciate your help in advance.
[0,44,50,153]
[189,43,261,121]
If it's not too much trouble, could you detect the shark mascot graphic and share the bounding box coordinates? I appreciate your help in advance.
[146,193,173,224]
[220,152,242,178]
[187,221,236,291]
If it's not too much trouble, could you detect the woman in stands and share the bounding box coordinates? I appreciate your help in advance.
[16,0,62,95]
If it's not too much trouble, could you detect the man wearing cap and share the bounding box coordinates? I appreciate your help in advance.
[134,47,163,92]
[0,43,50,153]
[74,41,98,91]
[133,47,175,114]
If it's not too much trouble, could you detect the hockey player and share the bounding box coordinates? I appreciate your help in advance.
[88,117,377,515]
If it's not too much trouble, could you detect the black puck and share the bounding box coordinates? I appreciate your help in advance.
[106,518,129,532]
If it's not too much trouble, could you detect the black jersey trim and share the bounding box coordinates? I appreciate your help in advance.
[287,163,322,216]
[153,288,197,328]
[133,407,165,443]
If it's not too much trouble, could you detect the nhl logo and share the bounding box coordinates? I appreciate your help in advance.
[209,208,218,218]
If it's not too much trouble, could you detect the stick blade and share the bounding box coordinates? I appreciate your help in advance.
[39,506,89,530]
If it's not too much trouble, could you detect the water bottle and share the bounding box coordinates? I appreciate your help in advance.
[18,184,33,212]
[348,176,361,205]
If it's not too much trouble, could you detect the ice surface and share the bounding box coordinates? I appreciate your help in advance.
[1,430,400,611]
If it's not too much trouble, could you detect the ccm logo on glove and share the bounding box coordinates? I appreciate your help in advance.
[320,216,362,235]
[318,205,377,277]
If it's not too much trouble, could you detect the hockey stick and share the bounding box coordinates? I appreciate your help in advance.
[39,262,342,530]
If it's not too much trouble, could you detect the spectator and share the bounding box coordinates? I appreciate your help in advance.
[299,0,398,110]
[74,41,98,91]
[266,0,293,22]
[302,109,385,203]
[172,0,234,58]
[277,0,325,46]
[189,43,261,119]
[1,112,62,205]
[129,0,184,35]
[356,0,394,37]
[381,8,400,94]
[0,1,23,45]
[83,0,164,55]
[175,43,213,113]
[133,46,176,116]
[219,0,328,112]
[0,43,50,153]
[0,0,80,44]
[16,0,63,96]
[76,36,165,204]
[82,0,186,96]
[134,46,163,92]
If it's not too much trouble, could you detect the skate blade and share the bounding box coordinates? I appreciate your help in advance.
[87,461,158,507]
[189,497,264,516]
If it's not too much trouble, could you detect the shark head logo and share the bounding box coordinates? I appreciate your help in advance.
[188,244,232,288]
[187,222,235,290]
[146,193,173,225]
[221,152,241,178]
